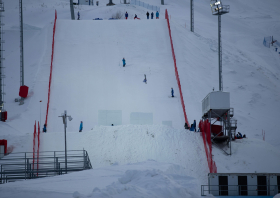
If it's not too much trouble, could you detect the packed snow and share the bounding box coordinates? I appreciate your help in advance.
[0,0,280,197]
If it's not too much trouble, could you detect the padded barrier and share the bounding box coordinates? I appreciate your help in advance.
[165,9,190,128]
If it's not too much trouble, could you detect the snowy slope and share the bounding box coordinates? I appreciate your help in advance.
[0,0,280,197]
[48,19,184,131]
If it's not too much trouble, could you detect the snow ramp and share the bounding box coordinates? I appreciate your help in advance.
[47,19,186,132]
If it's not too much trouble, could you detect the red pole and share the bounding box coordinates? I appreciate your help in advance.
[37,121,40,176]
[33,121,36,170]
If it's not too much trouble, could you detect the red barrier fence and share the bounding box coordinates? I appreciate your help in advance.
[33,121,41,174]
[37,121,40,175]
[165,9,190,128]
[199,120,217,173]
[45,10,57,129]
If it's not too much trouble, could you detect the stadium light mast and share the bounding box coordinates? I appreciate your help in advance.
[19,0,24,89]
[210,0,229,91]
[0,0,4,113]
[70,0,75,20]
[190,0,194,32]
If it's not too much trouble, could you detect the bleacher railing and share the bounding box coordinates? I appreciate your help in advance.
[0,150,92,184]
[131,0,160,12]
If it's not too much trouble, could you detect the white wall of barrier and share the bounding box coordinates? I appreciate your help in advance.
[130,0,160,12]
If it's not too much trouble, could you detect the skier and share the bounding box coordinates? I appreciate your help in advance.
[77,11,80,20]
[79,121,83,132]
[151,12,154,19]
[43,124,47,133]
[125,12,128,19]
[171,88,174,97]
[134,14,138,20]
[156,11,159,19]
[122,58,126,67]
[146,11,149,19]
[143,74,147,84]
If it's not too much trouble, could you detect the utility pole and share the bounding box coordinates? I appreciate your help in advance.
[0,0,4,112]
[70,0,75,20]
[190,0,194,32]
[19,0,24,88]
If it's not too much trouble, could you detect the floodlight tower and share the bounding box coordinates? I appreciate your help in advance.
[70,0,75,20]
[19,0,24,90]
[190,0,194,32]
[0,0,4,112]
[210,0,229,91]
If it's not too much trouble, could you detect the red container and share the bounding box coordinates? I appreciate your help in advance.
[211,125,223,136]
[1,111,7,121]
[0,139,7,154]
[19,85,29,98]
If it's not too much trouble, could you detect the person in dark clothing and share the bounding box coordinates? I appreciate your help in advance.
[193,120,196,132]
[236,132,242,139]
[146,11,149,19]
[151,12,154,19]
[77,11,80,20]
[79,121,83,132]
[122,58,126,67]
[43,124,47,132]
[125,12,128,19]
[171,88,174,97]
[143,74,147,84]
[134,14,138,19]
[184,123,190,129]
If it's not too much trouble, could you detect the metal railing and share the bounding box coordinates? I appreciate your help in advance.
[0,150,92,184]
[201,185,280,196]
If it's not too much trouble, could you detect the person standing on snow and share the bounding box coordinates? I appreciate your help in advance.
[146,11,149,19]
[125,12,128,19]
[143,74,147,84]
[151,12,154,19]
[79,121,83,132]
[156,11,159,19]
[171,88,174,97]
[43,124,47,133]
[193,120,196,132]
[122,58,126,67]
[77,11,80,20]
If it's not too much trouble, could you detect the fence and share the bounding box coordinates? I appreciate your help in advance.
[45,10,57,129]
[165,9,190,128]
[131,0,160,12]
[199,119,217,173]
[0,150,92,184]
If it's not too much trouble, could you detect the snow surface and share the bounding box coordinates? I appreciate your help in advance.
[0,0,280,197]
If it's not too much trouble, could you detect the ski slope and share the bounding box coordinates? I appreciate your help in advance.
[47,19,185,132]
[1,0,280,197]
